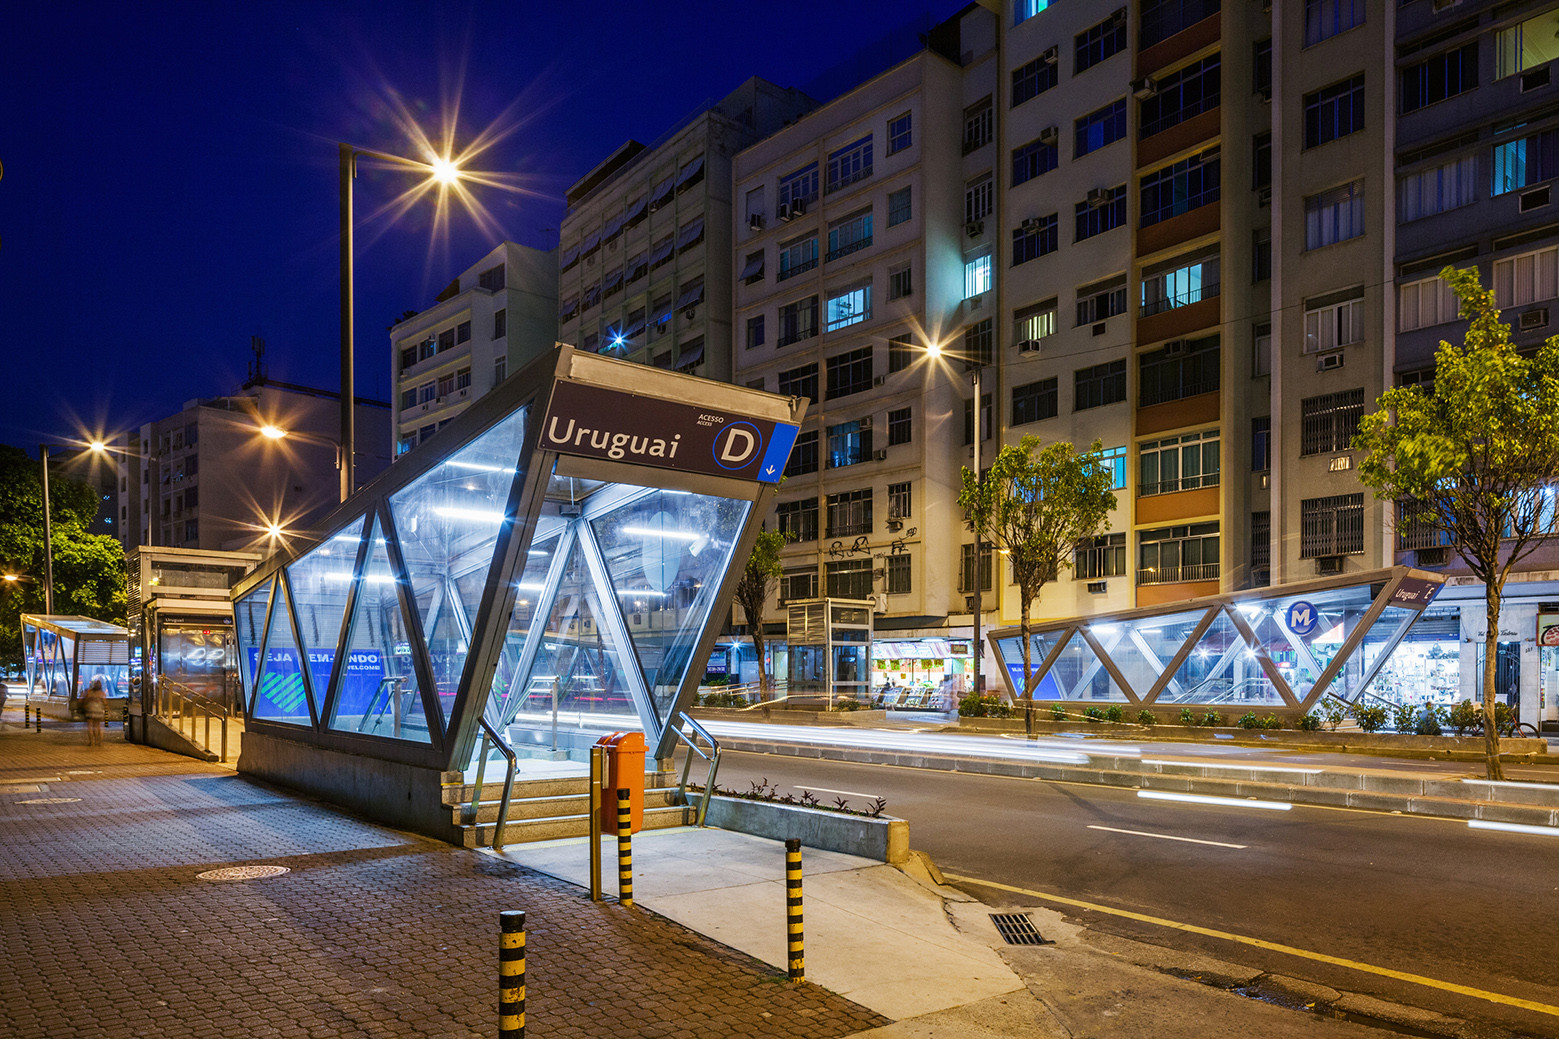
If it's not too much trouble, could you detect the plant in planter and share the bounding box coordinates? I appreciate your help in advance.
[1448,699,1480,736]
[1236,711,1261,730]
[1179,707,1197,726]
[1392,702,1419,733]
[1050,703,1067,721]
[1415,709,1443,736]
[1299,712,1322,731]
[1200,711,1224,727]
[1083,706,1105,723]
[1261,715,1284,730]
[1322,698,1347,731]
[1104,704,1124,723]
[1137,709,1157,726]
[1355,704,1389,732]
[959,694,1012,718]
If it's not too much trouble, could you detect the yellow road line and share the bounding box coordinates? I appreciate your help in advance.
[945,872,1559,1019]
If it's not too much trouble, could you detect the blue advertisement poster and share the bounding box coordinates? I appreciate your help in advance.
[1005,663,1062,700]
[249,647,384,720]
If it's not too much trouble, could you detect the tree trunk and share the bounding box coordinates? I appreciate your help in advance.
[752,628,769,702]
[1483,585,1506,781]
[1020,600,1033,739]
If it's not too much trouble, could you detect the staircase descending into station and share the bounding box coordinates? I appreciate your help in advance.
[443,770,693,849]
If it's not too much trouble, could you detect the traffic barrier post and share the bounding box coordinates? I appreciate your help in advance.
[785,838,804,983]
[616,788,633,907]
[499,910,526,1039]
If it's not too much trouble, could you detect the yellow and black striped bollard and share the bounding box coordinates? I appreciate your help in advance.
[499,910,526,1039]
[785,837,804,983]
[616,788,633,907]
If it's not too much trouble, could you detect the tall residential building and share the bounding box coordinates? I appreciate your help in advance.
[391,240,557,457]
[117,381,390,552]
[557,77,816,383]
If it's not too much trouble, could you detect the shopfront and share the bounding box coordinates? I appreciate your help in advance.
[871,638,972,710]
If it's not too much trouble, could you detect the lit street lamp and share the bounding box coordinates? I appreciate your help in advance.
[39,439,107,614]
[926,341,987,699]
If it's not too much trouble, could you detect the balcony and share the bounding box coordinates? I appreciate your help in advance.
[826,237,873,263]
[1137,562,1219,585]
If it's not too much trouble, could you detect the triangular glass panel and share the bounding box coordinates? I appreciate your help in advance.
[1241,584,1379,703]
[519,533,636,723]
[1331,604,1420,703]
[1103,609,1207,704]
[389,407,529,725]
[485,530,567,729]
[253,578,313,726]
[1168,608,1286,708]
[234,577,272,708]
[589,488,751,725]
[285,517,366,715]
[995,631,1065,699]
[1048,630,1128,702]
[326,516,433,743]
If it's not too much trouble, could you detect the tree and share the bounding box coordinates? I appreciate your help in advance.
[957,436,1117,736]
[731,528,789,699]
[1354,266,1559,781]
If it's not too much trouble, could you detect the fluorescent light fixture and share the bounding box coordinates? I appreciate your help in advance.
[322,572,396,583]
[617,588,669,597]
[1137,790,1292,811]
[446,460,517,473]
[620,526,702,541]
[435,507,508,523]
[516,582,546,592]
[1092,624,1119,635]
[1469,820,1559,837]
[1236,603,1265,617]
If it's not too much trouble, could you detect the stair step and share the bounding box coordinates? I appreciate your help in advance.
[455,788,684,826]
[461,803,694,848]
[443,770,680,806]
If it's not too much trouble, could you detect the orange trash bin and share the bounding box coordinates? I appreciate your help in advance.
[595,731,645,833]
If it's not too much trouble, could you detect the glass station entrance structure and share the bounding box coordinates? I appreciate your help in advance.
[231,346,802,835]
[987,567,1446,714]
[21,614,131,709]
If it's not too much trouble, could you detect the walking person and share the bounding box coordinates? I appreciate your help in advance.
[0,677,9,727]
[81,678,108,747]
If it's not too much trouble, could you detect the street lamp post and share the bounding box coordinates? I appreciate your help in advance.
[39,440,107,614]
[970,365,983,701]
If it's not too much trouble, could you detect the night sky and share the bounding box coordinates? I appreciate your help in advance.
[1,1,951,452]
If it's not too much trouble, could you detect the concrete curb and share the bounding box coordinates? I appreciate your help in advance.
[692,793,910,863]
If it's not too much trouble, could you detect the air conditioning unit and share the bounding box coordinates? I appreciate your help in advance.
[1520,186,1551,213]
[791,198,808,216]
[1086,187,1112,209]
[1021,216,1044,233]
[1521,66,1552,92]
[966,219,985,237]
[1131,76,1158,100]
[777,202,795,222]
[683,307,698,320]
[873,375,887,386]
[748,213,764,230]
[1087,581,1108,594]
[1092,321,1107,336]
[965,595,978,613]
[872,449,888,461]
[1163,339,1186,355]
[1017,338,1042,353]
[872,593,888,613]
[1317,351,1345,371]
[1039,126,1059,147]
[968,294,986,310]
[649,199,662,213]
[1112,8,1127,26]
[1521,307,1551,331]
[1259,86,1273,103]
[858,415,873,430]
[1316,555,1345,575]
[1042,46,1058,66]
[1416,546,1451,567]
[458,387,469,398]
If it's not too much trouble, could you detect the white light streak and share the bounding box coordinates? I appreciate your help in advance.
[796,785,881,799]
[1143,759,1323,776]
[1137,790,1292,811]
[621,526,701,540]
[1086,825,1248,848]
[1468,820,1559,837]
[435,506,508,522]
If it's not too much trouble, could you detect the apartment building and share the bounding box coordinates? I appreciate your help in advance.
[391,241,556,457]
[732,5,999,685]
[557,78,816,384]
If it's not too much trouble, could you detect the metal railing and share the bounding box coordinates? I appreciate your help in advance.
[670,711,721,827]
[153,676,230,763]
[468,716,518,851]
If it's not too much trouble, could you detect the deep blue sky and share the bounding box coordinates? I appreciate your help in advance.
[1,1,951,451]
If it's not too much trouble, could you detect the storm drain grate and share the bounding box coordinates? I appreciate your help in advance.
[990,912,1050,945]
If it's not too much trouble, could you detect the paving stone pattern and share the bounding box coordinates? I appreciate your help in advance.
[0,720,887,1038]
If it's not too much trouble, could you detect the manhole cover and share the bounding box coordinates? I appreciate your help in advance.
[16,797,82,805]
[196,865,291,882]
[990,912,1051,946]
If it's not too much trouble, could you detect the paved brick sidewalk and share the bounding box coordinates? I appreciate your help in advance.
[0,722,887,1038]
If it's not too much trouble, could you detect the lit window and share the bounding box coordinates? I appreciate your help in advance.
[964,253,992,299]
[826,285,871,331]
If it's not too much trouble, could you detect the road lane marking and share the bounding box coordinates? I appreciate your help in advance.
[1086,824,1246,848]
[1138,790,1291,811]
[1469,820,1559,837]
[795,785,880,799]
[944,872,1559,1020]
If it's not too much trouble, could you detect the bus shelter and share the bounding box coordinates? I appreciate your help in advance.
[230,345,803,833]
[21,614,131,707]
[987,567,1446,715]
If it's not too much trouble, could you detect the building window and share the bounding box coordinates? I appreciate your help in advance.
[1399,155,1477,222]
[778,235,819,281]
[1398,274,1458,332]
[457,320,472,344]
[826,210,873,261]
[1012,378,1059,425]
[1096,445,1128,489]
[1304,180,1365,249]
[184,518,199,542]
[1304,287,1364,353]
[1254,37,1272,96]
[1075,188,1126,242]
[1141,251,1219,317]
[400,387,417,410]
[1253,322,1271,377]
[888,335,916,373]
[887,481,911,518]
[1076,10,1127,73]
[438,373,456,397]
[965,318,994,365]
[966,175,994,224]
[826,284,871,331]
[1013,213,1059,265]
[1493,129,1559,196]
[1140,430,1220,496]
[964,253,992,299]
[1076,280,1128,325]
[494,356,506,382]
[778,499,819,543]
[676,217,705,252]
[888,407,912,446]
[1015,300,1057,348]
[746,315,765,349]
[826,488,873,536]
[1139,334,1219,406]
[456,367,472,389]
[779,162,819,210]
[1301,494,1366,557]
[1252,416,1271,471]
[1253,132,1272,191]
[888,111,913,154]
[1305,0,1364,46]
[1075,533,1126,579]
[826,136,873,193]
[778,296,819,346]
[400,346,418,371]
[1138,522,1220,585]
[1012,137,1059,186]
[888,186,912,226]
[785,430,819,476]
[1251,512,1271,573]
[1140,0,1220,50]
[650,234,675,270]
[888,264,913,300]
[493,308,506,338]
[420,338,437,361]
[741,250,766,285]
[1075,360,1126,411]
[1012,52,1059,107]
[1300,388,1365,455]
[439,328,456,352]
[1303,74,1365,149]
[1401,43,1478,114]
[826,347,874,399]
[781,568,819,602]
[1077,99,1127,158]
[1140,151,1220,227]
[826,559,874,599]
[963,392,993,446]
[1496,10,1559,79]
[1141,56,1220,139]
[744,186,765,226]
[964,97,993,153]
[1253,227,1272,282]
[960,543,994,594]
[886,554,912,594]
[419,382,436,404]
[827,421,872,469]
[778,363,819,402]
[479,264,505,291]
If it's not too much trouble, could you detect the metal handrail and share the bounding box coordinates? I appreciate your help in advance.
[670,711,721,827]
[470,716,518,851]
[153,676,230,763]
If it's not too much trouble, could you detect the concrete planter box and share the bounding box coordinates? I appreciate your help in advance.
[689,706,888,727]
[693,793,908,864]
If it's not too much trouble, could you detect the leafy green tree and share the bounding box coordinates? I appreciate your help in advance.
[0,444,127,667]
[1354,266,1559,780]
[731,528,789,699]
[957,436,1117,736]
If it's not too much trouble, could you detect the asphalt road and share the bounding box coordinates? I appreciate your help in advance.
[718,748,1559,1037]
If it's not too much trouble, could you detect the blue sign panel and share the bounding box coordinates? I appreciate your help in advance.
[1005,663,1062,700]
[1286,601,1319,636]
[249,647,384,717]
